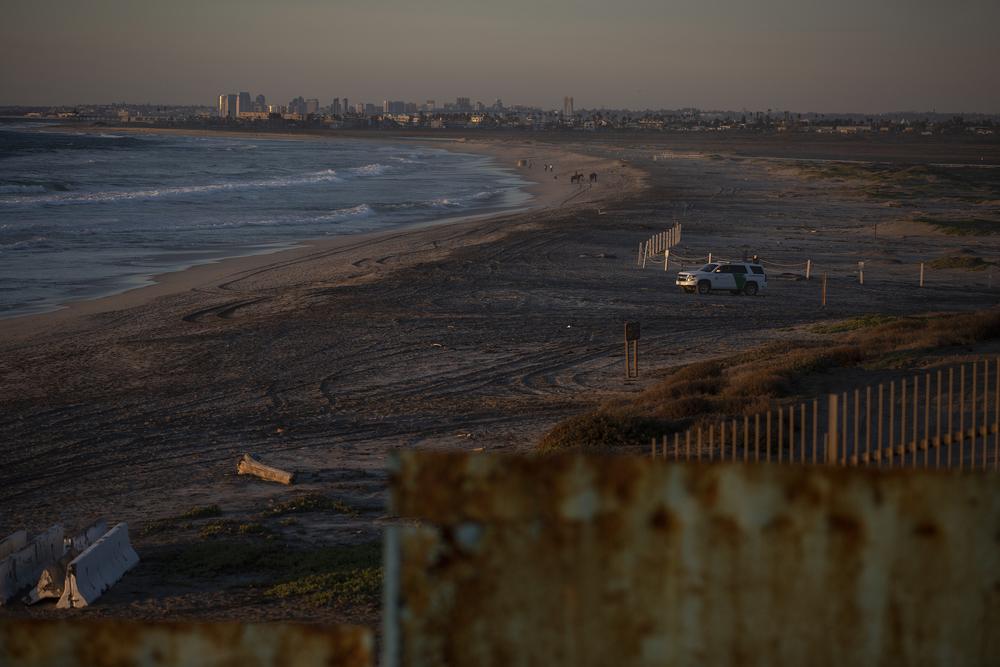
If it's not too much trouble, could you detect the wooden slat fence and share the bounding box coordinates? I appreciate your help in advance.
[637,223,682,268]
[651,357,1000,471]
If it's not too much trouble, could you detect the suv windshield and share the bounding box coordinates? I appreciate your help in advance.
[698,264,718,273]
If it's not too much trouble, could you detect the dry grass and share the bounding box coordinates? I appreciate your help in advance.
[537,309,1000,453]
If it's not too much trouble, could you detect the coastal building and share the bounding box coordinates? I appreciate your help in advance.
[254,94,266,112]
[456,97,471,111]
[237,92,252,115]
[218,93,238,119]
[424,100,436,111]
[563,96,574,117]
[305,99,319,115]
[343,97,349,115]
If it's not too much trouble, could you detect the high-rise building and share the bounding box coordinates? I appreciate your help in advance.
[238,91,252,115]
[355,102,365,115]
[365,103,379,116]
[343,97,349,115]
[424,100,436,111]
[404,102,418,114]
[255,94,266,112]
[456,97,471,110]
[331,98,341,115]
[305,99,319,115]
[563,96,574,117]
[218,93,238,119]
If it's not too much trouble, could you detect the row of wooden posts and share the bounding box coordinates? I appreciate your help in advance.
[636,223,682,268]
[650,358,1000,472]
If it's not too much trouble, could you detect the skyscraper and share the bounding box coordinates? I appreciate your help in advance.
[255,94,266,112]
[238,91,252,115]
[305,99,320,115]
[343,97,349,115]
[563,96,574,117]
[332,98,341,115]
[218,93,238,119]
[456,97,471,111]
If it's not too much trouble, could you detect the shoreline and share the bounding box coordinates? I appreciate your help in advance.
[0,130,635,339]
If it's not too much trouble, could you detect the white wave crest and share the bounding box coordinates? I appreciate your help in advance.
[1,169,344,205]
[316,204,373,221]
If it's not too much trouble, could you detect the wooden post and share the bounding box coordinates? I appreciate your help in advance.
[853,389,860,466]
[983,359,989,470]
[674,432,680,461]
[677,222,682,244]
[919,262,925,288]
[720,419,726,461]
[799,402,806,463]
[842,391,848,465]
[766,410,772,463]
[821,274,828,306]
[664,249,670,272]
[708,424,714,462]
[651,438,656,460]
[662,435,668,460]
[865,385,872,466]
[805,259,812,280]
[936,370,942,469]
[900,378,907,464]
[754,414,761,462]
[778,406,784,464]
[731,420,737,462]
[685,431,691,461]
[637,242,643,266]
[697,427,703,461]
[887,380,896,468]
[743,416,749,463]
[972,362,978,469]
[924,373,930,468]
[812,399,819,464]
[708,252,713,263]
[642,243,648,268]
[994,357,999,472]
[826,394,840,465]
[960,364,966,471]
[947,367,954,469]
[877,384,884,467]
[911,377,918,468]
[858,261,864,285]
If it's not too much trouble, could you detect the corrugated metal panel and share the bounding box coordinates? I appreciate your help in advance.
[386,451,1000,667]
[0,618,373,667]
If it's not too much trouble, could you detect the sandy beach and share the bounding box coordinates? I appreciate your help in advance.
[1,130,997,624]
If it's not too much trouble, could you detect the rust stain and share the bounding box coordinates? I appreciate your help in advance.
[0,619,372,667]
[388,451,1000,667]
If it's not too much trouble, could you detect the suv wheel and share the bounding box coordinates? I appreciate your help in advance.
[697,280,711,295]
[743,282,759,296]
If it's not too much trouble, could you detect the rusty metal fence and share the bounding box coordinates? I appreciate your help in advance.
[653,357,1000,470]
[385,451,1000,667]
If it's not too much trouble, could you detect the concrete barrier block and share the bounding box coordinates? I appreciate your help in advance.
[26,520,108,605]
[0,531,27,561]
[69,519,108,554]
[57,523,138,609]
[0,525,63,605]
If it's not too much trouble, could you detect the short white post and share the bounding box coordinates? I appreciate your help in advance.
[919,262,925,288]
[858,261,864,285]
[664,249,670,272]
[806,259,812,280]
[677,223,682,244]
[708,252,713,263]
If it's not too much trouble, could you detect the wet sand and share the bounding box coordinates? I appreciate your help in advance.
[1,132,997,623]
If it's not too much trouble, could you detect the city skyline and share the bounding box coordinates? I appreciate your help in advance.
[3,0,1000,113]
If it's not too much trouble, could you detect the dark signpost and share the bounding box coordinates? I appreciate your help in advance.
[625,321,640,379]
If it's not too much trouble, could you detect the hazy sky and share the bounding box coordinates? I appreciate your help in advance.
[3,0,999,113]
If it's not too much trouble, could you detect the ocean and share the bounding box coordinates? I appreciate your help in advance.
[0,124,530,318]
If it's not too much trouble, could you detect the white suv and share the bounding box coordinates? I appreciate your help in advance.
[676,262,767,295]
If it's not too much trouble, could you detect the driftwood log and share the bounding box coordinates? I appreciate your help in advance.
[236,453,295,485]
